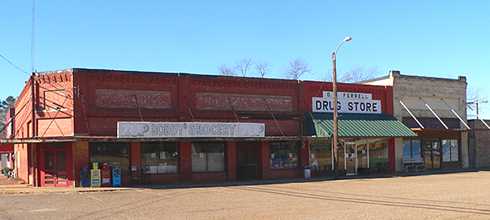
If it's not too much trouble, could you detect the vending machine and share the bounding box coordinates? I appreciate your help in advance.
[90,162,101,187]
[112,166,121,187]
[101,163,112,187]
[80,165,90,187]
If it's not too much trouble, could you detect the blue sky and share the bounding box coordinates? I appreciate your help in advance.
[1,1,489,118]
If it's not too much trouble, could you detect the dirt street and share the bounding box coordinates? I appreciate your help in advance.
[1,171,490,220]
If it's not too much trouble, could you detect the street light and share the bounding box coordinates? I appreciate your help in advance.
[331,36,352,173]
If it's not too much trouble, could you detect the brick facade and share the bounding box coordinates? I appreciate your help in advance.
[9,68,396,187]
[364,71,469,171]
[468,120,490,168]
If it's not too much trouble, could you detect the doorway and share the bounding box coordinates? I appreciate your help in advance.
[423,139,441,169]
[344,142,357,175]
[236,142,260,180]
[39,144,71,187]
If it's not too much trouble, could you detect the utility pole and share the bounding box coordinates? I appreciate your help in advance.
[331,36,352,173]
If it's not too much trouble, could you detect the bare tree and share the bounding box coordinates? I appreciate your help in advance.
[286,59,310,80]
[235,58,253,77]
[339,67,378,83]
[467,88,482,102]
[0,96,16,138]
[218,65,236,76]
[255,62,269,78]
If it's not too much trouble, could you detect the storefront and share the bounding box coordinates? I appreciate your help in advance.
[309,138,392,175]
[303,81,416,176]
[363,71,469,172]
[4,68,432,187]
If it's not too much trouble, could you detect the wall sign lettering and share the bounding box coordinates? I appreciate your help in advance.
[312,91,382,114]
[95,89,172,109]
[117,122,265,138]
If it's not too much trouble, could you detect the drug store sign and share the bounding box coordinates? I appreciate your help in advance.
[312,91,382,114]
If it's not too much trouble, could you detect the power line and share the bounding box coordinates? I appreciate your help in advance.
[0,53,28,74]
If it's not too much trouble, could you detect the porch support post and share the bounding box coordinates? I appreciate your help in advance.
[343,144,347,171]
[367,140,370,169]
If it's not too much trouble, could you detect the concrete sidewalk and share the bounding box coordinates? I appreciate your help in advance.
[0,175,23,185]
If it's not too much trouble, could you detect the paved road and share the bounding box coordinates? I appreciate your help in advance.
[1,171,490,220]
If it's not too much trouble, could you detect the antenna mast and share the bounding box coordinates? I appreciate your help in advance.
[31,0,36,74]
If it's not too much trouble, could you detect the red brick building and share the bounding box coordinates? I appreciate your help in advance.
[3,68,414,187]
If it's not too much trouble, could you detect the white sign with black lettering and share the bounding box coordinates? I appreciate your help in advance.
[117,122,265,138]
[312,91,382,114]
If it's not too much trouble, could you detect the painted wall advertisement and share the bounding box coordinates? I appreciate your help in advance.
[312,91,382,114]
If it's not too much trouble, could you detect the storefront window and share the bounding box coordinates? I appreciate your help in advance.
[442,139,459,162]
[90,142,130,172]
[403,139,422,163]
[310,139,332,172]
[191,143,225,172]
[369,140,389,169]
[270,142,299,169]
[141,142,178,174]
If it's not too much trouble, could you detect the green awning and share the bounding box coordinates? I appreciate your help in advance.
[305,113,417,138]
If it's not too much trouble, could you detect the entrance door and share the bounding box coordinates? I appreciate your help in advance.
[237,143,260,180]
[356,144,368,174]
[344,143,357,175]
[423,139,441,170]
[40,146,70,187]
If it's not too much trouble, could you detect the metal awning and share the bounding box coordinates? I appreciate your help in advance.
[305,113,417,138]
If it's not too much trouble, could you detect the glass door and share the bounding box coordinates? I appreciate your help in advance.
[423,139,441,170]
[357,144,368,174]
[432,140,441,169]
[344,143,357,175]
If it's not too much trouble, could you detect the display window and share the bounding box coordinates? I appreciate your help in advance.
[141,142,178,174]
[310,139,332,172]
[270,142,299,169]
[442,139,459,162]
[368,140,389,169]
[89,142,130,173]
[191,142,225,172]
[403,139,423,163]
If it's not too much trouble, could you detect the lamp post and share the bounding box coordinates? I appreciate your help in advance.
[331,36,352,173]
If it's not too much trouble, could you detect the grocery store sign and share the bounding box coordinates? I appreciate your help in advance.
[312,91,382,114]
[117,122,265,138]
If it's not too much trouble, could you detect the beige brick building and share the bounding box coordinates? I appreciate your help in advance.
[363,71,469,172]
[468,120,490,168]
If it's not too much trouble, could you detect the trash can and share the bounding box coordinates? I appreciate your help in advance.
[304,166,311,179]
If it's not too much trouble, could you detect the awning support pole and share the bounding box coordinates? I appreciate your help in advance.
[399,100,425,129]
[331,137,335,171]
[344,144,347,171]
[367,140,370,169]
[424,103,449,130]
[450,109,471,130]
[480,119,490,130]
[440,98,470,130]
